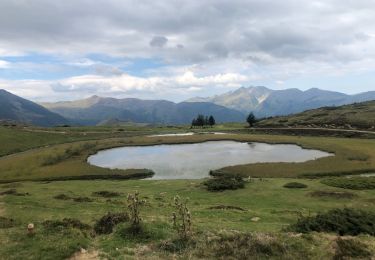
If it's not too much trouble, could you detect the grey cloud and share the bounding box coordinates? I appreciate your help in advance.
[0,0,375,78]
[150,36,168,48]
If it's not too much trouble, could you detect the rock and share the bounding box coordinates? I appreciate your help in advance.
[251,217,260,222]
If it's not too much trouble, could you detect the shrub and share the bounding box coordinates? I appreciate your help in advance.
[53,194,71,200]
[288,208,375,236]
[203,175,245,191]
[42,218,91,231]
[172,195,192,240]
[0,189,28,196]
[283,182,307,189]
[92,190,122,198]
[73,197,93,203]
[322,177,375,190]
[309,190,355,199]
[334,238,372,259]
[0,217,17,228]
[94,212,129,235]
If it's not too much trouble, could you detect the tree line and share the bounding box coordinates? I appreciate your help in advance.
[191,114,215,128]
[191,112,257,128]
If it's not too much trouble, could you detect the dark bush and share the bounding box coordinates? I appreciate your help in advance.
[92,191,122,198]
[94,212,129,234]
[334,238,372,259]
[53,194,71,200]
[322,177,375,190]
[309,191,355,199]
[203,175,245,191]
[42,218,91,231]
[283,182,307,189]
[0,217,17,228]
[73,197,93,203]
[0,189,28,196]
[288,208,375,236]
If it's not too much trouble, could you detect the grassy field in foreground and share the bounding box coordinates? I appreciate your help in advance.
[0,133,374,182]
[1,178,375,259]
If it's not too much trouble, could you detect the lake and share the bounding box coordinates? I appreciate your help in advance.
[88,141,333,179]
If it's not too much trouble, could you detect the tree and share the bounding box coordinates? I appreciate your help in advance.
[246,112,256,127]
[191,118,197,128]
[208,115,215,127]
[196,114,205,128]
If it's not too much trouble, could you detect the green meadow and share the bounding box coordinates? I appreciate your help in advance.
[1,125,375,259]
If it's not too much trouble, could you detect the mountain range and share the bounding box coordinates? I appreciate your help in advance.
[0,89,68,126]
[1,86,374,127]
[187,86,375,117]
[41,96,244,125]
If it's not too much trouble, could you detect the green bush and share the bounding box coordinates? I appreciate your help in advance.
[322,177,375,190]
[283,182,307,189]
[288,208,375,236]
[203,175,245,191]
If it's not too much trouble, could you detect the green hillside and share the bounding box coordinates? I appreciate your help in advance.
[256,100,375,130]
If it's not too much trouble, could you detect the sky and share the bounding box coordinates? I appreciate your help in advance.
[0,0,374,102]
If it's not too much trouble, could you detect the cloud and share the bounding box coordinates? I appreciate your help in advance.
[150,36,168,48]
[0,70,249,102]
[0,0,375,99]
[0,60,10,68]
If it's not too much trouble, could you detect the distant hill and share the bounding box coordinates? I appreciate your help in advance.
[42,96,245,125]
[187,86,375,117]
[256,100,375,130]
[0,89,68,127]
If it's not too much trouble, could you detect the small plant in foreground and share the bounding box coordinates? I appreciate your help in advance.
[127,191,145,234]
[172,195,192,240]
[283,182,307,189]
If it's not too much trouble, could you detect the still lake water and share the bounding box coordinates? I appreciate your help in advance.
[88,141,333,179]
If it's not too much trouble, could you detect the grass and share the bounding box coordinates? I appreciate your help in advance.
[1,125,375,258]
[1,178,375,258]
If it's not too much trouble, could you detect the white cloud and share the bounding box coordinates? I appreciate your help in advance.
[0,70,249,102]
[0,60,10,68]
